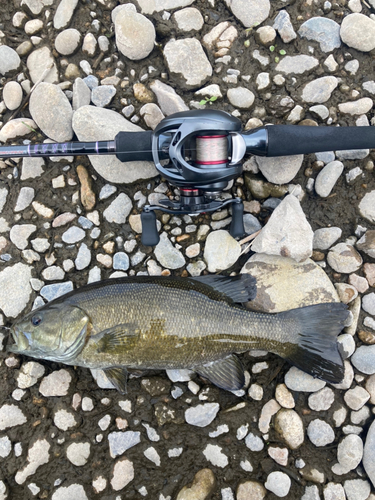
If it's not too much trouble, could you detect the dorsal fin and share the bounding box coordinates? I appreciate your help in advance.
[189,274,256,304]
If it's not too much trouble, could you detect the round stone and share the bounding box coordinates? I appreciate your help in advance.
[0,45,21,75]
[226,0,270,28]
[55,29,81,55]
[315,161,344,197]
[114,4,155,60]
[237,481,266,500]
[3,82,23,111]
[264,471,291,498]
[340,13,375,52]
[66,442,90,466]
[301,76,338,103]
[327,243,363,274]
[203,230,241,272]
[307,419,335,447]
[308,387,335,411]
[173,7,204,31]
[227,87,255,108]
[359,190,375,223]
[275,409,304,449]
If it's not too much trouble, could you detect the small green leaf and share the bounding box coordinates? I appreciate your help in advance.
[210,96,218,102]
[199,99,207,106]
[279,49,286,55]
[275,56,280,63]
[269,45,275,52]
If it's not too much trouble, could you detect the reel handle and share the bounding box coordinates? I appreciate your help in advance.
[141,210,160,246]
[230,199,245,239]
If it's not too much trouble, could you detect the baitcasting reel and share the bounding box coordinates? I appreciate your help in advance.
[1,109,374,245]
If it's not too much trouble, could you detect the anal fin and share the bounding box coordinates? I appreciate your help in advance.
[196,354,245,391]
[103,367,128,394]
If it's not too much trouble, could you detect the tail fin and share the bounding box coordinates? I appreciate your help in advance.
[279,302,348,383]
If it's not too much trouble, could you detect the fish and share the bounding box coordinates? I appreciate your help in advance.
[9,274,348,393]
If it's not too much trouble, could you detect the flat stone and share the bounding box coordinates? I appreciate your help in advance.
[164,38,212,89]
[315,161,344,197]
[245,432,264,451]
[21,158,45,180]
[258,399,280,433]
[333,434,363,474]
[0,45,21,76]
[108,431,141,458]
[51,484,88,500]
[265,471,291,497]
[39,369,72,396]
[15,439,50,484]
[227,87,255,108]
[0,118,38,143]
[53,0,79,29]
[0,404,27,430]
[17,362,45,389]
[307,419,335,447]
[40,282,74,301]
[344,479,371,500]
[357,230,375,258]
[202,444,228,468]
[91,85,116,107]
[308,387,335,411]
[173,8,204,31]
[344,386,370,410]
[73,106,157,183]
[363,292,375,314]
[66,442,90,466]
[275,55,319,74]
[273,9,297,43]
[255,155,303,184]
[224,0,270,27]
[299,17,341,52]
[114,4,155,60]
[323,483,346,500]
[359,190,375,223]
[285,366,326,392]
[149,80,188,116]
[275,409,304,449]
[251,195,313,262]
[340,13,375,52]
[62,226,85,244]
[26,46,58,84]
[301,76,338,103]
[339,98,373,115]
[139,103,165,129]
[111,457,134,491]
[327,243,363,273]
[3,82,23,111]
[313,227,342,250]
[72,78,91,110]
[0,263,33,317]
[301,485,320,500]
[203,230,241,272]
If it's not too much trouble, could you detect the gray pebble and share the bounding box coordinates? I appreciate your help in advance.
[108,431,141,458]
[285,366,326,392]
[10,224,37,250]
[14,187,35,212]
[245,432,264,451]
[75,243,91,270]
[344,479,371,500]
[299,17,341,52]
[264,471,291,497]
[55,29,81,55]
[315,161,343,197]
[113,252,130,271]
[40,282,74,301]
[91,85,116,107]
[62,226,85,244]
[3,82,23,111]
[0,45,21,76]
[301,76,338,103]
[307,419,335,447]
[273,10,297,43]
[313,227,342,250]
[185,403,219,427]
[308,387,335,411]
[227,87,255,108]
[340,13,375,52]
[103,193,132,223]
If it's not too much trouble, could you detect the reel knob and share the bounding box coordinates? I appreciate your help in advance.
[141,210,160,246]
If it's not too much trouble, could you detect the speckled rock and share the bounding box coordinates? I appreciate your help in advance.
[275,409,304,449]
[176,469,216,500]
[203,230,241,272]
[236,481,266,500]
[154,232,186,269]
[327,243,363,273]
[114,4,155,60]
[0,263,33,317]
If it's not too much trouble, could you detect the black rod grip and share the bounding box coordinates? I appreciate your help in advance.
[266,125,375,157]
[141,211,160,246]
[115,131,153,162]
[230,200,245,238]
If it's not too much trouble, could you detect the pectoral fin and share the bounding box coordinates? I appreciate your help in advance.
[103,367,128,394]
[196,354,245,391]
[95,323,140,353]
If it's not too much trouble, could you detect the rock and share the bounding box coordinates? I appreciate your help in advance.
[203,22,238,56]
[154,232,185,269]
[298,17,341,52]
[363,292,375,314]
[0,263,33,317]
[166,369,194,382]
[103,194,132,224]
[164,38,212,89]
[53,0,79,29]
[243,214,262,235]
[149,80,189,116]
[66,442,90,466]
[307,419,335,447]
[111,457,134,491]
[275,55,319,75]
[258,399,280,433]
[301,76,338,103]
[73,78,91,110]
[344,479,371,500]
[55,29,81,55]
[364,263,375,287]
[203,230,241,272]
[27,46,58,84]
[21,158,45,180]
[176,469,216,500]
[0,45,21,75]
[224,0,270,28]
[72,106,157,183]
[40,282,74,301]
[14,187,34,212]
[114,4,155,60]
[236,481,266,500]
[255,26,276,46]
[173,8,204,31]
[264,471,291,498]
[315,161,344,197]
[275,409,304,449]
[275,384,295,408]
[340,13,375,52]
[241,253,339,313]
[313,227,342,250]
[135,0,195,14]
[331,360,354,390]
[91,85,116,107]
[17,362,45,389]
[363,419,375,488]
[227,87,255,108]
[359,190,375,223]
[0,404,27,430]
[0,118,38,143]
[108,431,141,458]
[3,82,23,111]
[323,483,346,500]
[352,344,375,374]
[245,432,264,451]
[29,83,73,142]
[62,226,85,244]
[251,195,313,262]
[202,444,228,468]
[39,369,72,396]
[308,387,335,411]
[273,10,297,43]
[301,485,320,500]
[339,98,373,115]
[338,333,356,358]
[53,409,77,430]
[140,103,165,129]
[332,434,363,474]
[51,484,88,500]
[357,230,375,258]
[327,243,363,273]
[344,386,370,410]
[255,155,304,184]
[15,439,50,484]
[285,366,326,392]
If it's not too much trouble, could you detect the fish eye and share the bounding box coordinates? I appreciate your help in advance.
[31,315,43,326]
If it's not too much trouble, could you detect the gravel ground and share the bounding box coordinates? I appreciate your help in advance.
[1,0,375,499]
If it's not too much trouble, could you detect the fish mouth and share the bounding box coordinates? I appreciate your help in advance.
[8,326,30,353]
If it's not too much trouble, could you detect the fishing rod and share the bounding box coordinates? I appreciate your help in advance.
[1,109,374,246]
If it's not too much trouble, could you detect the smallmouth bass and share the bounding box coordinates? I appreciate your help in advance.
[9,274,348,393]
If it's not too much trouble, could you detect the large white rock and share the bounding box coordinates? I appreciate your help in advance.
[15,439,50,484]
[0,263,33,317]
[114,4,155,60]
[203,230,241,272]
[251,195,313,263]
[224,0,270,27]
[255,155,304,184]
[72,106,157,183]
[340,13,375,52]
[26,46,58,84]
